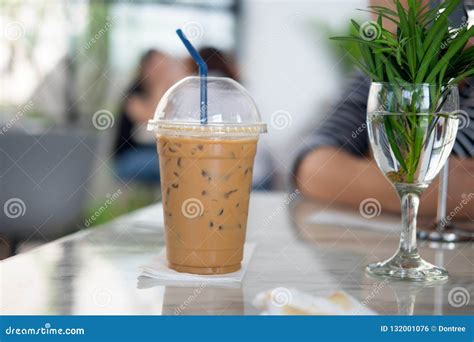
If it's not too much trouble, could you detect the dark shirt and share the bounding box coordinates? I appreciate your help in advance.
[114,82,150,156]
[294,73,474,172]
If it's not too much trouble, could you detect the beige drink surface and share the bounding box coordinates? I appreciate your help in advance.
[158,135,257,274]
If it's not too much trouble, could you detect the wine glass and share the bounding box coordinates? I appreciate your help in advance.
[366,82,459,282]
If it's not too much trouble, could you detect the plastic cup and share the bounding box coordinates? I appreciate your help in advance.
[148,76,267,274]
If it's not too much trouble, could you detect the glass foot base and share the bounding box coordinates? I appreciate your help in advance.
[417,221,474,242]
[366,251,448,282]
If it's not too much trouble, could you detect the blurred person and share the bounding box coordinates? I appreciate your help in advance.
[187,47,274,190]
[294,0,473,219]
[114,49,186,183]
[186,47,239,79]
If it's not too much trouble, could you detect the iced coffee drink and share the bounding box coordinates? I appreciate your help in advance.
[158,135,257,274]
[148,76,266,275]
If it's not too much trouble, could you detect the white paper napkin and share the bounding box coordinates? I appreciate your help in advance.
[138,243,256,289]
[253,288,377,315]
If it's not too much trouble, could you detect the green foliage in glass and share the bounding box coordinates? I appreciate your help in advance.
[332,0,473,183]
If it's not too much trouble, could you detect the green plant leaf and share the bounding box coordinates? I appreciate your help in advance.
[426,26,474,83]
[415,16,448,83]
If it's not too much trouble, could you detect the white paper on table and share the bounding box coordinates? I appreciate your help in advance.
[307,209,400,233]
[253,288,377,315]
[138,243,256,289]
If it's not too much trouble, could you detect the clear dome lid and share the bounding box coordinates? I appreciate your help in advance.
[147,76,267,136]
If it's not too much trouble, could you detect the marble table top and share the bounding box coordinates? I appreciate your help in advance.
[1,192,472,315]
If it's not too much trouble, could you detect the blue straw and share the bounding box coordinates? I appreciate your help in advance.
[176,29,208,124]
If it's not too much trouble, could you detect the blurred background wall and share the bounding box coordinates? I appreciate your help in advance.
[240,0,366,184]
[1,0,368,183]
[0,0,368,255]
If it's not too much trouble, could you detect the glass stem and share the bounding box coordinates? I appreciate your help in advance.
[395,293,417,316]
[398,189,420,255]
